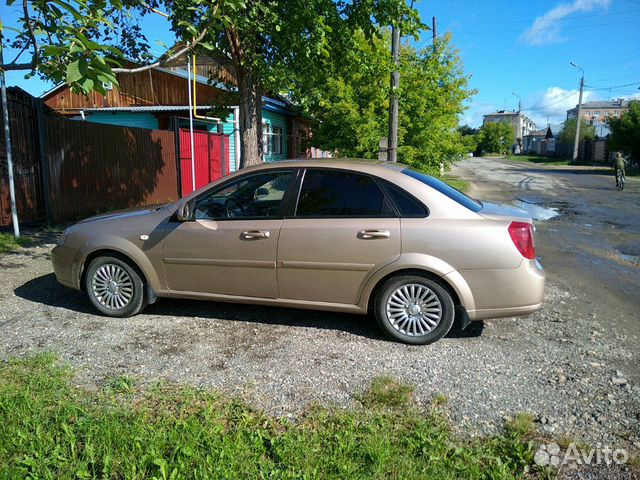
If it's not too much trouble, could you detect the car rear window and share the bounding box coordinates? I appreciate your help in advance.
[402,168,482,212]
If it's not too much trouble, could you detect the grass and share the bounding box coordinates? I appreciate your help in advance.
[416,166,469,192]
[500,155,571,166]
[0,354,545,479]
[0,232,32,253]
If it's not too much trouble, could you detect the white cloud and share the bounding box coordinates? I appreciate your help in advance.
[460,100,498,128]
[524,86,597,126]
[521,0,611,46]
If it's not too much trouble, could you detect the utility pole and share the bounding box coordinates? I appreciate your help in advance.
[387,24,400,162]
[0,41,20,236]
[432,16,437,50]
[570,62,584,163]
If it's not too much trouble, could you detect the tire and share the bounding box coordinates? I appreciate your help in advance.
[374,275,455,345]
[84,255,147,317]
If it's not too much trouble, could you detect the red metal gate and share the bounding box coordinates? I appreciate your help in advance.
[179,129,230,196]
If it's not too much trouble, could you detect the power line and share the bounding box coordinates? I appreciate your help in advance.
[451,9,640,26]
[521,90,579,112]
[456,19,640,35]
[584,81,640,90]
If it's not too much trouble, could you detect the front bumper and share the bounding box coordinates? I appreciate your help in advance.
[51,245,80,290]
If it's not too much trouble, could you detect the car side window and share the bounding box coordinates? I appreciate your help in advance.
[379,180,428,218]
[194,170,293,220]
[295,169,395,217]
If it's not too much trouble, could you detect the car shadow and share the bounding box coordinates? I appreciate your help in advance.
[15,273,484,342]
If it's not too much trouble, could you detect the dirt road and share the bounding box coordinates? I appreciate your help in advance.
[453,157,640,337]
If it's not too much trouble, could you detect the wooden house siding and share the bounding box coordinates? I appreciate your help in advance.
[43,68,232,115]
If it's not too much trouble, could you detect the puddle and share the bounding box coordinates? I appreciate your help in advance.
[514,197,559,221]
[619,254,640,265]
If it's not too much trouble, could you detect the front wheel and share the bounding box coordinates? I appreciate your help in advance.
[84,255,147,317]
[374,275,455,345]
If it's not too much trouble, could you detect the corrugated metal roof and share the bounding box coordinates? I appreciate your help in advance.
[82,105,220,112]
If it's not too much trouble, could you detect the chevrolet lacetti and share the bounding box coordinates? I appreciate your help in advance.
[52,160,545,344]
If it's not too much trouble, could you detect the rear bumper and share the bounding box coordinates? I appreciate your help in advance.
[460,258,545,321]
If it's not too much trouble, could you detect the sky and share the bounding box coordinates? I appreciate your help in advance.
[2,0,640,129]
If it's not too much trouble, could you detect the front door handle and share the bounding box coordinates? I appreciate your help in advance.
[357,229,390,240]
[240,230,270,240]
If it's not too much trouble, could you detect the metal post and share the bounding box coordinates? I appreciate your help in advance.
[186,50,196,192]
[387,25,400,163]
[0,46,20,236]
[570,62,584,163]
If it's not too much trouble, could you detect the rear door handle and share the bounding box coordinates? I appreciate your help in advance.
[357,229,390,239]
[240,230,270,240]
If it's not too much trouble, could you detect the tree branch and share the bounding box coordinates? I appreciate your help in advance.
[23,0,40,66]
[112,26,210,73]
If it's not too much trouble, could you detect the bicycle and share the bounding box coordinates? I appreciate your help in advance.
[616,170,625,191]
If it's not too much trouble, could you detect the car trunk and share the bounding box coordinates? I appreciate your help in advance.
[477,201,533,223]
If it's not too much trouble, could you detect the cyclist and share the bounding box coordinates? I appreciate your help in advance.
[614,152,627,189]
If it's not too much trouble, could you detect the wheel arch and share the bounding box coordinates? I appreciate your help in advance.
[79,248,153,293]
[359,256,476,314]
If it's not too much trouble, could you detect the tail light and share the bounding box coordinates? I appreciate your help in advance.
[508,221,536,259]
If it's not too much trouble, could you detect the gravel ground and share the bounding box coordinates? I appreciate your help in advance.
[1,233,639,460]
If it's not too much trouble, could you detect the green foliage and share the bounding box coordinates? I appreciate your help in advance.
[2,0,153,94]
[299,31,475,170]
[608,100,640,161]
[558,118,596,145]
[0,354,542,479]
[0,233,32,253]
[477,121,515,155]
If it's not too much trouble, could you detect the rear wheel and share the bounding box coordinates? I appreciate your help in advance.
[374,275,455,345]
[84,255,146,317]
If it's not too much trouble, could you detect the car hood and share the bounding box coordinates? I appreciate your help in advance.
[76,204,171,225]
[478,201,532,223]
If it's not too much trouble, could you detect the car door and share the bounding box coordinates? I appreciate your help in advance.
[162,169,295,298]
[277,168,401,305]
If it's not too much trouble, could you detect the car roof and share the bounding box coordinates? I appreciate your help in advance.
[241,158,409,174]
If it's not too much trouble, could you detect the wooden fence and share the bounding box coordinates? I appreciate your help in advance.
[1,87,180,226]
[45,118,178,222]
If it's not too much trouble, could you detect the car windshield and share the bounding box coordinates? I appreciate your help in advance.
[402,168,482,212]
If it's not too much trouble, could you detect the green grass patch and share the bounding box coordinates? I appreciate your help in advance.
[503,155,571,166]
[0,354,543,479]
[0,232,32,253]
[415,166,469,192]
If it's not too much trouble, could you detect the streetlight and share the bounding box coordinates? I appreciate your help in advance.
[570,62,585,162]
[512,92,522,153]
[511,92,521,113]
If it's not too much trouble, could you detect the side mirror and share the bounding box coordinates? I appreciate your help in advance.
[176,201,193,221]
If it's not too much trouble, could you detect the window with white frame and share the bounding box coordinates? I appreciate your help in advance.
[262,122,271,155]
[272,126,283,155]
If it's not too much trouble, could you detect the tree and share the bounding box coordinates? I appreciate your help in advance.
[2,0,420,168]
[608,100,640,162]
[295,30,475,170]
[477,121,515,155]
[558,118,595,145]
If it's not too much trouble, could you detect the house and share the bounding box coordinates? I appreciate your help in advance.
[42,59,322,172]
[482,110,537,149]
[523,126,555,155]
[566,99,629,123]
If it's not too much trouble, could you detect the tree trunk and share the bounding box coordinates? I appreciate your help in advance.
[237,71,263,168]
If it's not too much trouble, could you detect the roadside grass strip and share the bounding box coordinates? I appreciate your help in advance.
[0,354,548,479]
[0,233,32,254]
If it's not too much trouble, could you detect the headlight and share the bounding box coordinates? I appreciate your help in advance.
[57,227,72,247]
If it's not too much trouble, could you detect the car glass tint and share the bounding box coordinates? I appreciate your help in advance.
[380,181,428,217]
[296,170,394,217]
[402,168,482,212]
[194,170,293,220]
